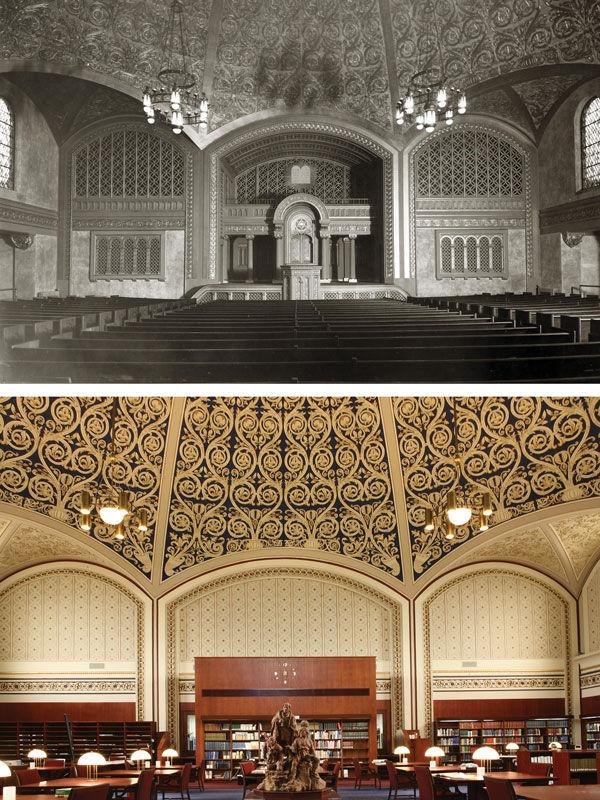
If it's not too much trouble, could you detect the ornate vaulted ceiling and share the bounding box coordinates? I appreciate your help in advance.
[1,1,599,139]
[1,396,600,598]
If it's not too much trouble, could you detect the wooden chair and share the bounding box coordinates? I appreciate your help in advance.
[239,760,259,799]
[69,786,111,800]
[43,760,66,767]
[134,768,157,800]
[322,762,340,792]
[484,776,517,800]
[353,759,380,789]
[13,768,42,786]
[413,766,456,800]
[386,760,415,800]
[190,761,204,792]
[157,762,191,800]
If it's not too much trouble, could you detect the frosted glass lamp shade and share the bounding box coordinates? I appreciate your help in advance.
[27,750,47,760]
[0,760,11,777]
[472,747,500,762]
[99,505,127,526]
[549,741,563,750]
[394,746,410,755]
[77,752,106,766]
[424,747,445,758]
[505,743,519,752]
[131,750,152,762]
[162,749,178,758]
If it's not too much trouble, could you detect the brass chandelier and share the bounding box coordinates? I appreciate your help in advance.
[395,0,467,132]
[78,399,147,541]
[142,0,210,135]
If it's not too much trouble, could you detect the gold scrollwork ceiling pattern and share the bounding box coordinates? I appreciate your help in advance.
[0,397,170,574]
[392,397,600,578]
[163,396,401,580]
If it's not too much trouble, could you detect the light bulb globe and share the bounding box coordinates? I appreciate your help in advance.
[447,506,472,527]
[99,506,127,526]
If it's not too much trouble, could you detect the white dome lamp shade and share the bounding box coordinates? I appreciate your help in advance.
[505,743,519,752]
[446,489,472,527]
[27,749,47,767]
[424,746,445,769]
[162,748,178,767]
[394,745,411,765]
[0,760,12,777]
[131,750,152,769]
[99,491,129,526]
[472,746,500,776]
[77,752,106,779]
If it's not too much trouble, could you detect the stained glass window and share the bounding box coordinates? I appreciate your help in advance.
[582,97,600,190]
[0,98,14,189]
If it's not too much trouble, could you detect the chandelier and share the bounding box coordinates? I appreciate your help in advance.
[395,1,467,132]
[78,399,148,541]
[273,662,297,685]
[142,0,209,135]
[422,399,493,539]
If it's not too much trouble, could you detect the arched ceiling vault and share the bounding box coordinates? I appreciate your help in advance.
[0,397,599,599]
[0,1,599,141]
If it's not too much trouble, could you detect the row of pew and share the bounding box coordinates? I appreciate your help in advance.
[3,294,600,382]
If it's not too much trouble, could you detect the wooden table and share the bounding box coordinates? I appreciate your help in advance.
[19,778,138,797]
[395,765,462,774]
[437,771,549,800]
[99,770,179,778]
[518,789,600,799]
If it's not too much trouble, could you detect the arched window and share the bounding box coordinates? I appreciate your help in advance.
[0,98,14,189]
[582,97,600,190]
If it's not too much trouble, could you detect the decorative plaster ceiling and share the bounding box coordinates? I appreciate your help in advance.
[0,1,598,136]
[0,396,599,596]
[511,72,593,130]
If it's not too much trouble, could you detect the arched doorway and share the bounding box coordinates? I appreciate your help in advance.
[286,205,317,265]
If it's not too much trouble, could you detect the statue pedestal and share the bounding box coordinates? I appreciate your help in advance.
[261,791,329,800]
[281,264,321,300]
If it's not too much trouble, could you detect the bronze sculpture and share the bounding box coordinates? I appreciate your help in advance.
[257,704,326,793]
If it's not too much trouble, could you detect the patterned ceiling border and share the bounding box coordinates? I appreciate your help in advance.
[0,678,137,694]
[407,121,535,279]
[208,121,394,282]
[165,565,404,749]
[422,568,572,738]
[432,673,564,692]
[0,198,58,234]
[0,566,146,716]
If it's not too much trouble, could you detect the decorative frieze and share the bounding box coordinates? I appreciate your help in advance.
[432,674,564,691]
[417,217,525,228]
[0,198,57,233]
[581,670,600,690]
[540,197,600,233]
[0,678,136,694]
[72,217,185,231]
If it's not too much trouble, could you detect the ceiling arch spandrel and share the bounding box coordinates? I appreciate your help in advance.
[389,0,600,92]
[210,0,392,131]
[0,397,171,576]
[162,396,401,581]
[0,1,212,94]
[392,397,600,579]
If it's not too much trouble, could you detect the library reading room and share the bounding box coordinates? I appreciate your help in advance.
[0,395,599,800]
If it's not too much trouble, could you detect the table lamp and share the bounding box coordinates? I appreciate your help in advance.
[549,741,563,750]
[394,745,410,765]
[472,746,500,776]
[77,752,106,780]
[27,749,47,768]
[161,748,178,767]
[424,746,445,770]
[506,743,519,752]
[131,750,152,769]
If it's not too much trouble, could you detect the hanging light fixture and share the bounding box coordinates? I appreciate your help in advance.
[77,400,148,540]
[395,0,467,134]
[142,0,210,135]
[445,398,472,527]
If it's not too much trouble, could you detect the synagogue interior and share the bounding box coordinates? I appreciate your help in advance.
[0,395,599,800]
[0,1,599,381]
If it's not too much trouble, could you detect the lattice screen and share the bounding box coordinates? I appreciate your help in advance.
[235,159,350,203]
[74,130,185,198]
[416,129,524,198]
[92,233,163,280]
[437,232,507,278]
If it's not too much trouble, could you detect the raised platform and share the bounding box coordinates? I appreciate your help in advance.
[192,283,408,303]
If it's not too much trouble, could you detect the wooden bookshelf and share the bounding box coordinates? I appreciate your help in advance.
[435,717,570,763]
[0,721,156,762]
[194,656,378,779]
[582,716,600,750]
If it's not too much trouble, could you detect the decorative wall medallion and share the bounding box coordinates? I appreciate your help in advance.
[6,233,35,249]
[562,232,585,248]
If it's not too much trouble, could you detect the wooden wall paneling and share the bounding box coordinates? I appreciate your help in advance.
[433,697,566,720]
[0,702,137,722]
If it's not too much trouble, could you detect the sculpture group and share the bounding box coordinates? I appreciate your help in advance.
[257,703,326,793]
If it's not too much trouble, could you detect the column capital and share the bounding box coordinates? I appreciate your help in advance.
[348,233,358,240]
[245,233,255,240]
